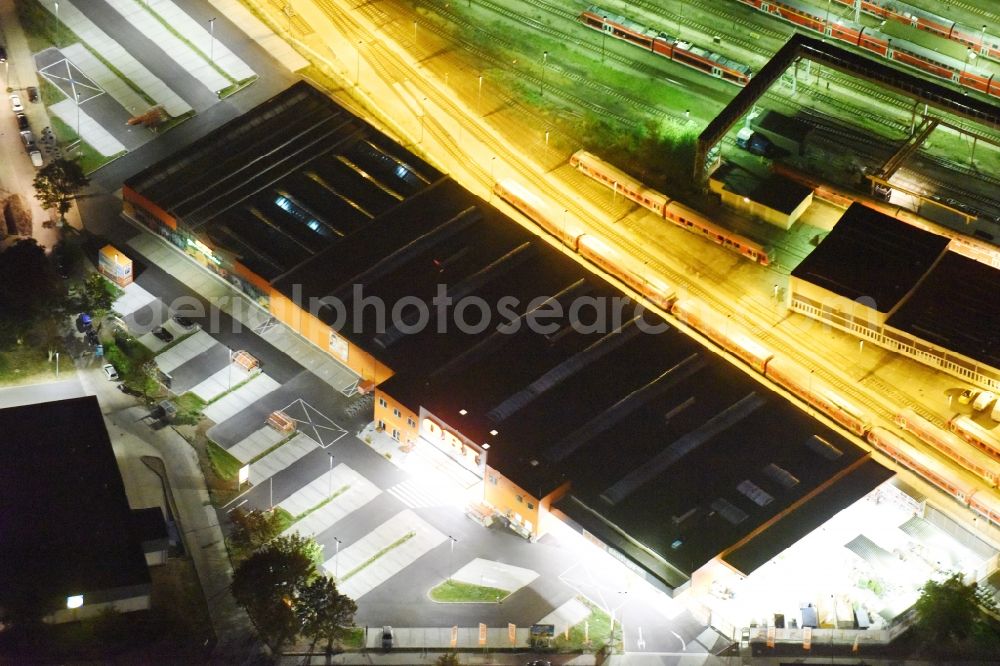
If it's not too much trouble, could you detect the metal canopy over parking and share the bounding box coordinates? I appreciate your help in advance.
[695,33,1000,182]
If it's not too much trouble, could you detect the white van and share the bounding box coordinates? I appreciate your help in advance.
[972,391,996,412]
[992,400,1000,423]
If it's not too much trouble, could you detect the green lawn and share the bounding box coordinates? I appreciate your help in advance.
[0,347,66,385]
[172,392,206,425]
[429,579,511,603]
[340,626,364,649]
[49,116,125,174]
[552,597,617,652]
[207,439,242,481]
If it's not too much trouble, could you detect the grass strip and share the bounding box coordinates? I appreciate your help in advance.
[292,484,350,522]
[206,372,257,405]
[340,531,415,582]
[272,507,295,534]
[429,579,511,603]
[218,75,258,99]
[246,431,301,465]
[48,115,123,174]
[552,596,616,652]
[207,439,242,481]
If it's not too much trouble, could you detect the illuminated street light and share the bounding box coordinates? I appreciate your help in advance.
[477,74,483,115]
[447,535,458,582]
[54,1,60,48]
[208,17,217,65]
[332,536,343,579]
[540,51,548,97]
[962,49,976,76]
[356,40,363,86]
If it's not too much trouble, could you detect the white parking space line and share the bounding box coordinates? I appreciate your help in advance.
[155,330,218,373]
[201,372,281,422]
[279,464,381,538]
[330,510,446,599]
[112,282,157,317]
[35,0,192,117]
[104,0,230,92]
[60,43,149,116]
[248,432,318,486]
[386,478,465,509]
[49,99,126,156]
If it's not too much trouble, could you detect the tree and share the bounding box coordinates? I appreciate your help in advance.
[230,534,319,654]
[296,575,357,654]
[33,158,90,224]
[0,239,58,345]
[227,508,285,562]
[913,572,999,649]
[436,653,461,666]
[82,272,115,315]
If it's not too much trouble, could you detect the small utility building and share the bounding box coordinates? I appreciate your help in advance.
[710,162,812,229]
[0,397,161,624]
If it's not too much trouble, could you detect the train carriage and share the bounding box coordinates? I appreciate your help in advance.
[765,356,873,436]
[663,201,772,265]
[949,415,1000,461]
[578,235,675,310]
[579,6,753,85]
[896,409,1000,486]
[867,427,979,503]
[736,0,1000,101]
[671,298,775,373]
[493,179,584,250]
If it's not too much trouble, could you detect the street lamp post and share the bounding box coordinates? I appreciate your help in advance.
[601,17,608,61]
[356,40,362,86]
[477,74,483,115]
[540,51,548,97]
[54,2,60,48]
[447,535,457,582]
[981,25,988,55]
[332,536,342,579]
[75,88,80,142]
[208,17,217,65]
[328,452,335,498]
[963,49,976,76]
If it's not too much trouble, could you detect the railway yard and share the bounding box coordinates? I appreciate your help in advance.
[268,0,1000,648]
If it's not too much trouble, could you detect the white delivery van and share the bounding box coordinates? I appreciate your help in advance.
[972,390,995,412]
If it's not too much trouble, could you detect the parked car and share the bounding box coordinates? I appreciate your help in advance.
[0,45,7,61]
[958,389,980,405]
[29,149,43,168]
[117,383,144,397]
[26,86,38,103]
[75,313,93,333]
[9,93,23,112]
[972,391,996,412]
[381,626,393,650]
[20,130,34,148]
[15,113,28,131]
[152,326,174,343]
[172,314,196,330]
[102,364,119,381]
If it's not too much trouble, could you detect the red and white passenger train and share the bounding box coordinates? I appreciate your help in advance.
[568,150,772,265]
[827,0,1000,62]
[492,174,1000,525]
[736,0,1000,100]
[579,6,754,86]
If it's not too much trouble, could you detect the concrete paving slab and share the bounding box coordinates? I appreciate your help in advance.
[536,598,590,632]
[207,0,308,72]
[201,372,280,422]
[155,329,217,373]
[248,432,318,485]
[280,464,381,539]
[104,0,230,93]
[227,425,286,464]
[36,0,191,117]
[61,43,149,116]
[112,281,157,317]
[190,365,253,403]
[330,509,446,599]
[49,98,126,156]
[452,558,539,593]
[145,0,255,80]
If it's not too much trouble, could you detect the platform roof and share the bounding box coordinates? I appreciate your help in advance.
[791,203,950,312]
[125,82,443,281]
[887,251,1000,370]
[0,397,150,615]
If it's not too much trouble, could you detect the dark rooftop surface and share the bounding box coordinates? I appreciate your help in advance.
[128,84,890,591]
[125,82,442,281]
[887,251,1000,370]
[712,163,810,214]
[791,203,949,312]
[754,110,812,143]
[0,397,150,611]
